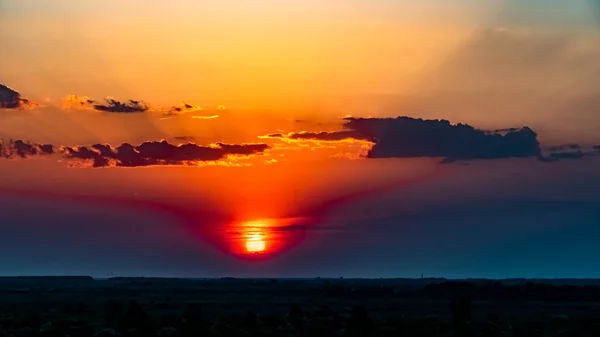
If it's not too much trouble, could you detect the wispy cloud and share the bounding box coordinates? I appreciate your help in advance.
[63,95,149,113]
[191,115,219,120]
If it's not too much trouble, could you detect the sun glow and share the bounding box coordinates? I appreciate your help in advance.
[225,217,308,259]
[245,232,266,253]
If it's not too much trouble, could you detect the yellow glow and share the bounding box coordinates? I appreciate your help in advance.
[245,232,266,253]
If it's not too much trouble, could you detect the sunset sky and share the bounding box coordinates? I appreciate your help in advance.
[0,0,599,278]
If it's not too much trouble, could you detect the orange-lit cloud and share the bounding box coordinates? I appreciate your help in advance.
[63,94,96,109]
[160,102,204,119]
[261,130,374,143]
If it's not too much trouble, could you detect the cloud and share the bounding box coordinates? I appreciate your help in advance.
[0,140,54,158]
[93,98,149,113]
[64,96,219,120]
[161,102,204,118]
[60,140,270,168]
[346,117,541,161]
[63,95,95,109]
[0,84,37,110]
[0,138,269,168]
[63,95,149,113]
[264,116,542,162]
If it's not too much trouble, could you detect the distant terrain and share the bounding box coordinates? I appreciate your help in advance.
[0,277,599,336]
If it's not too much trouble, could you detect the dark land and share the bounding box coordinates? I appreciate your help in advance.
[1,277,600,336]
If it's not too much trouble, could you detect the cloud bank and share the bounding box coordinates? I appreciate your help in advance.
[0,139,269,168]
[61,141,269,168]
[264,116,542,162]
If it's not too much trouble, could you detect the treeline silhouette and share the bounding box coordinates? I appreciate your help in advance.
[420,281,600,302]
[1,280,600,336]
[319,280,600,302]
[2,298,600,337]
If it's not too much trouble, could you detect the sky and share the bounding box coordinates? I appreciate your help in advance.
[0,0,599,278]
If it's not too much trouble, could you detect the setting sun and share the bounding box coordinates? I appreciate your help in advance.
[245,233,266,253]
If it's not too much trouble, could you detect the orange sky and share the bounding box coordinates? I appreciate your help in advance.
[0,0,599,218]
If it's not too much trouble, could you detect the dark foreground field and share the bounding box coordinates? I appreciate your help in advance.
[1,277,600,337]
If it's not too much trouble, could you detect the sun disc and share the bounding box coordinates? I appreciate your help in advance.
[245,233,266,253]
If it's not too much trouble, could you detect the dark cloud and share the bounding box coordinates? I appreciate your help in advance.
[64,96,218,120]
[93,98,149,113]
[0,138,269,168]
[0,84,20,109]
[0,140,54,158]
[266,116,541,162]
[0,84,35,109]
[347,117,541,161]
[60,140,269,168]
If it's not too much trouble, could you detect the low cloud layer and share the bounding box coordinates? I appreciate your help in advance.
[265,116,542,162]
[60,140,269,168]
[0,84,36,110]
[0,139,269,168]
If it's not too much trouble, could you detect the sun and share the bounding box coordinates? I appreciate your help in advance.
[245,233,266,253]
